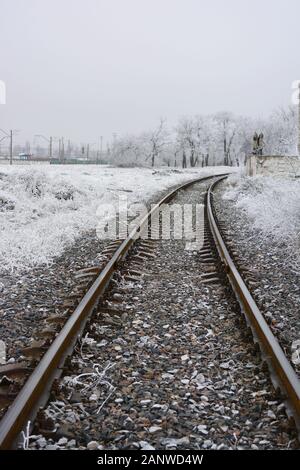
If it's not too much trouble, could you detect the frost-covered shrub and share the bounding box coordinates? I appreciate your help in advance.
[223,175,300,264]
[0,192,15,211]
[0,167,98,271]
[0,164,227,272]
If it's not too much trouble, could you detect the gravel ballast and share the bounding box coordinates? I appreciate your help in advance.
[26,181,298,451]
[0,183,180,362]
[214,178,300,376]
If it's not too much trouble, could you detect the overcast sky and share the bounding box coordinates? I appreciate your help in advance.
[1,0,299,146]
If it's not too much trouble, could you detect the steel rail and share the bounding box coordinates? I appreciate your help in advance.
[0,173,228,449]
[207,176,300,434]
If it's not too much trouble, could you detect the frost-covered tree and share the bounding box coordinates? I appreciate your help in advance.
[110,134,146,167]
[263,106,298,155]
[194,115,219,167]
[107,104,298,168]
[213,112,239,166]
[143,118,169,167]
[175,117,198,167]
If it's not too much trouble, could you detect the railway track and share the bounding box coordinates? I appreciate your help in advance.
[207,178,300,433]
[0,174,299,450]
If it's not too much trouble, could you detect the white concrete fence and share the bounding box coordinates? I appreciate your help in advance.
[246,155,300,177]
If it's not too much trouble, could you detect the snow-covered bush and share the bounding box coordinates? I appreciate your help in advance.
[0,168,93,271]
[0,164,228,272]
[223,175,300,263]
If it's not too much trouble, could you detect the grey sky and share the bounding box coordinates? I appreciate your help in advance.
[1,0,299,146]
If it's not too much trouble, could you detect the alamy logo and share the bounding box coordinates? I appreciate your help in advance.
[0,80,6,104]
[96,196,205,251]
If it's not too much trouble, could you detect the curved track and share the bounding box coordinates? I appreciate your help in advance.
[208,177,300,434]
[0,174,299,449]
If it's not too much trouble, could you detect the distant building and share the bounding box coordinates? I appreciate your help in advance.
[18,153,32,160]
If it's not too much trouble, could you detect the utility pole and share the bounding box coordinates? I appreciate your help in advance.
[66,139,71,159]
[34,134,53,159]
[98,136,103,164]
[87,144,89,160]
[9,130,13,165]
[49,137,53,159]
[0,135,8,158]
[1,129,13,164]
[61,137,64,162]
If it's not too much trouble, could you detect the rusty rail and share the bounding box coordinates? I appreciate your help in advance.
[207,176,300,435]
[0,173,227,449]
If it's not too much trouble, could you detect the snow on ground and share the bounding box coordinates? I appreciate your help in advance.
[0,164,229,272]
[222,174,300,266]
